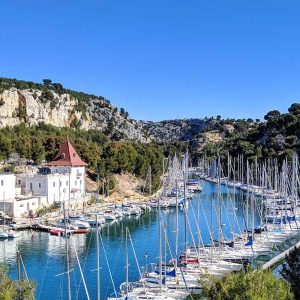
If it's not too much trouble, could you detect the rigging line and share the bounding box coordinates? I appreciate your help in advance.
[55,273,64,300]
[189,201,210,262]
[105,229,122,299]
[99,231,118,299]
[162,221,174,262]
[55,255,65,300]
[224,183,243,237]
[164,222,189,293]
[72,259,79,300]
[75,230,94,300]
[19,252,31,286]
[37,253,51,300]
[220,192,234,241]
[70,235,90,300]
[186,213,203,274]
[212,200,224,240]
[19,252,35,299]
[199,194,217,253]
[127,229,150,299]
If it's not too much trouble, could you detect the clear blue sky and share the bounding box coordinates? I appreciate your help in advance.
[0,1,299,121]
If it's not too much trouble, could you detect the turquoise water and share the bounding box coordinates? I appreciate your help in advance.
[0,181,259,300]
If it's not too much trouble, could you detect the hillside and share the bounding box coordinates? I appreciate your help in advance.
[0,78,255,146]
[0,78,148,142]
[2,77,300,165]
[199,104,300,162]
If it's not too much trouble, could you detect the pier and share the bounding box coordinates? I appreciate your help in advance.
[262,240,300,270]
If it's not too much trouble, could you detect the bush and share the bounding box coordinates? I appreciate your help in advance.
[201,267,294,300]
[0,264,35,299]
[39,90,54,104]
[35,203,58,216]
[281,246,300,299]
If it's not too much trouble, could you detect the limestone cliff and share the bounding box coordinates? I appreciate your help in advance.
[0,78,245,145]
[0,84,148,142]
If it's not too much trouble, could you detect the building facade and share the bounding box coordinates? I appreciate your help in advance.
[5,140,89,217]
[0,173,16,215]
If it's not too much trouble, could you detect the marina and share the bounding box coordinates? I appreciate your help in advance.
[1,0,300,298]
[2,156,300,299]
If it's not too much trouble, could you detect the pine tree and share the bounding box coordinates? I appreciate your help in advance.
[281,246,300,299]
[0,264,35,299]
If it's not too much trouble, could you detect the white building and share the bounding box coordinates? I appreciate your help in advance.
[0,173,16,215]
[27,139,87,201]
[12,140,89,217]
[45,139,87,203]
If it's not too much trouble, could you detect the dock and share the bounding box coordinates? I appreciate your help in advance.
[262,240,300,270]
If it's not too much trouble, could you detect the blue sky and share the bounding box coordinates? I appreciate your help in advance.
[0,0,299,121]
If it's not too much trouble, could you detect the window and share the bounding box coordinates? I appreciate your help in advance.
[59,181,62,187]
[75,180,77,186]
[38,182,42,189]
[66,180,68,186]
[30,182,33,190]
[18,180,21,185]
[80,180,82,186]
[1,180,3,186]
[53,182,55,188]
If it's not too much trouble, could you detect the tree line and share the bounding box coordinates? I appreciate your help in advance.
[0,123,181,193]
[196,103,300,163]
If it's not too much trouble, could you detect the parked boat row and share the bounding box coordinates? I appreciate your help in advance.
[111,154,300,299]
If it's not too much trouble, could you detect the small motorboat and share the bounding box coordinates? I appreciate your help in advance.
[0,232,8,240]
[104,210,116,221]
[73,220,91,229]
[50,229,63,236]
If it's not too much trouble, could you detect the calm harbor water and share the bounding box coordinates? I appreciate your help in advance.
[0,181,260,300]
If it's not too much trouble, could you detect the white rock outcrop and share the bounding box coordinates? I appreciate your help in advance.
[0,88,148,142]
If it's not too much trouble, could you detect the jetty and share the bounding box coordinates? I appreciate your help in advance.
[262,241,300,270]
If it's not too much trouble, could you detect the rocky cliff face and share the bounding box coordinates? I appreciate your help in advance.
[139,119,209,142]
[0,87,148,142]
[0,78,240,145]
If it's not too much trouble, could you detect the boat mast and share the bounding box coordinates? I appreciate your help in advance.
[2,192,5,233]
[183,168,188,265]
[250,162,255,240]
[197,180,200,246]
[164,221,167,278]
[217,155,222,255]
[158,159,164,292]
[149,166,152,196]
[175,176,179,271]
[125,227,129,298]
[232,156,236,242]
[96,214,100,300]
[17,251,21,281]
[63,201,71,300]
[227,151,230,180]
[246,161,249,232]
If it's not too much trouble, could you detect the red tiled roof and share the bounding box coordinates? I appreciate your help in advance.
[47,140,88,167]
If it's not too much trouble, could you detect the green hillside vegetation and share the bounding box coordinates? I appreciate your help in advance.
[2,77,300,187]
[199,267,294,300]
[199,103,300,162]
[0,122,172,193]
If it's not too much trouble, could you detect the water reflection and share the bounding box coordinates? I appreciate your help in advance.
[0,180,260,300]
